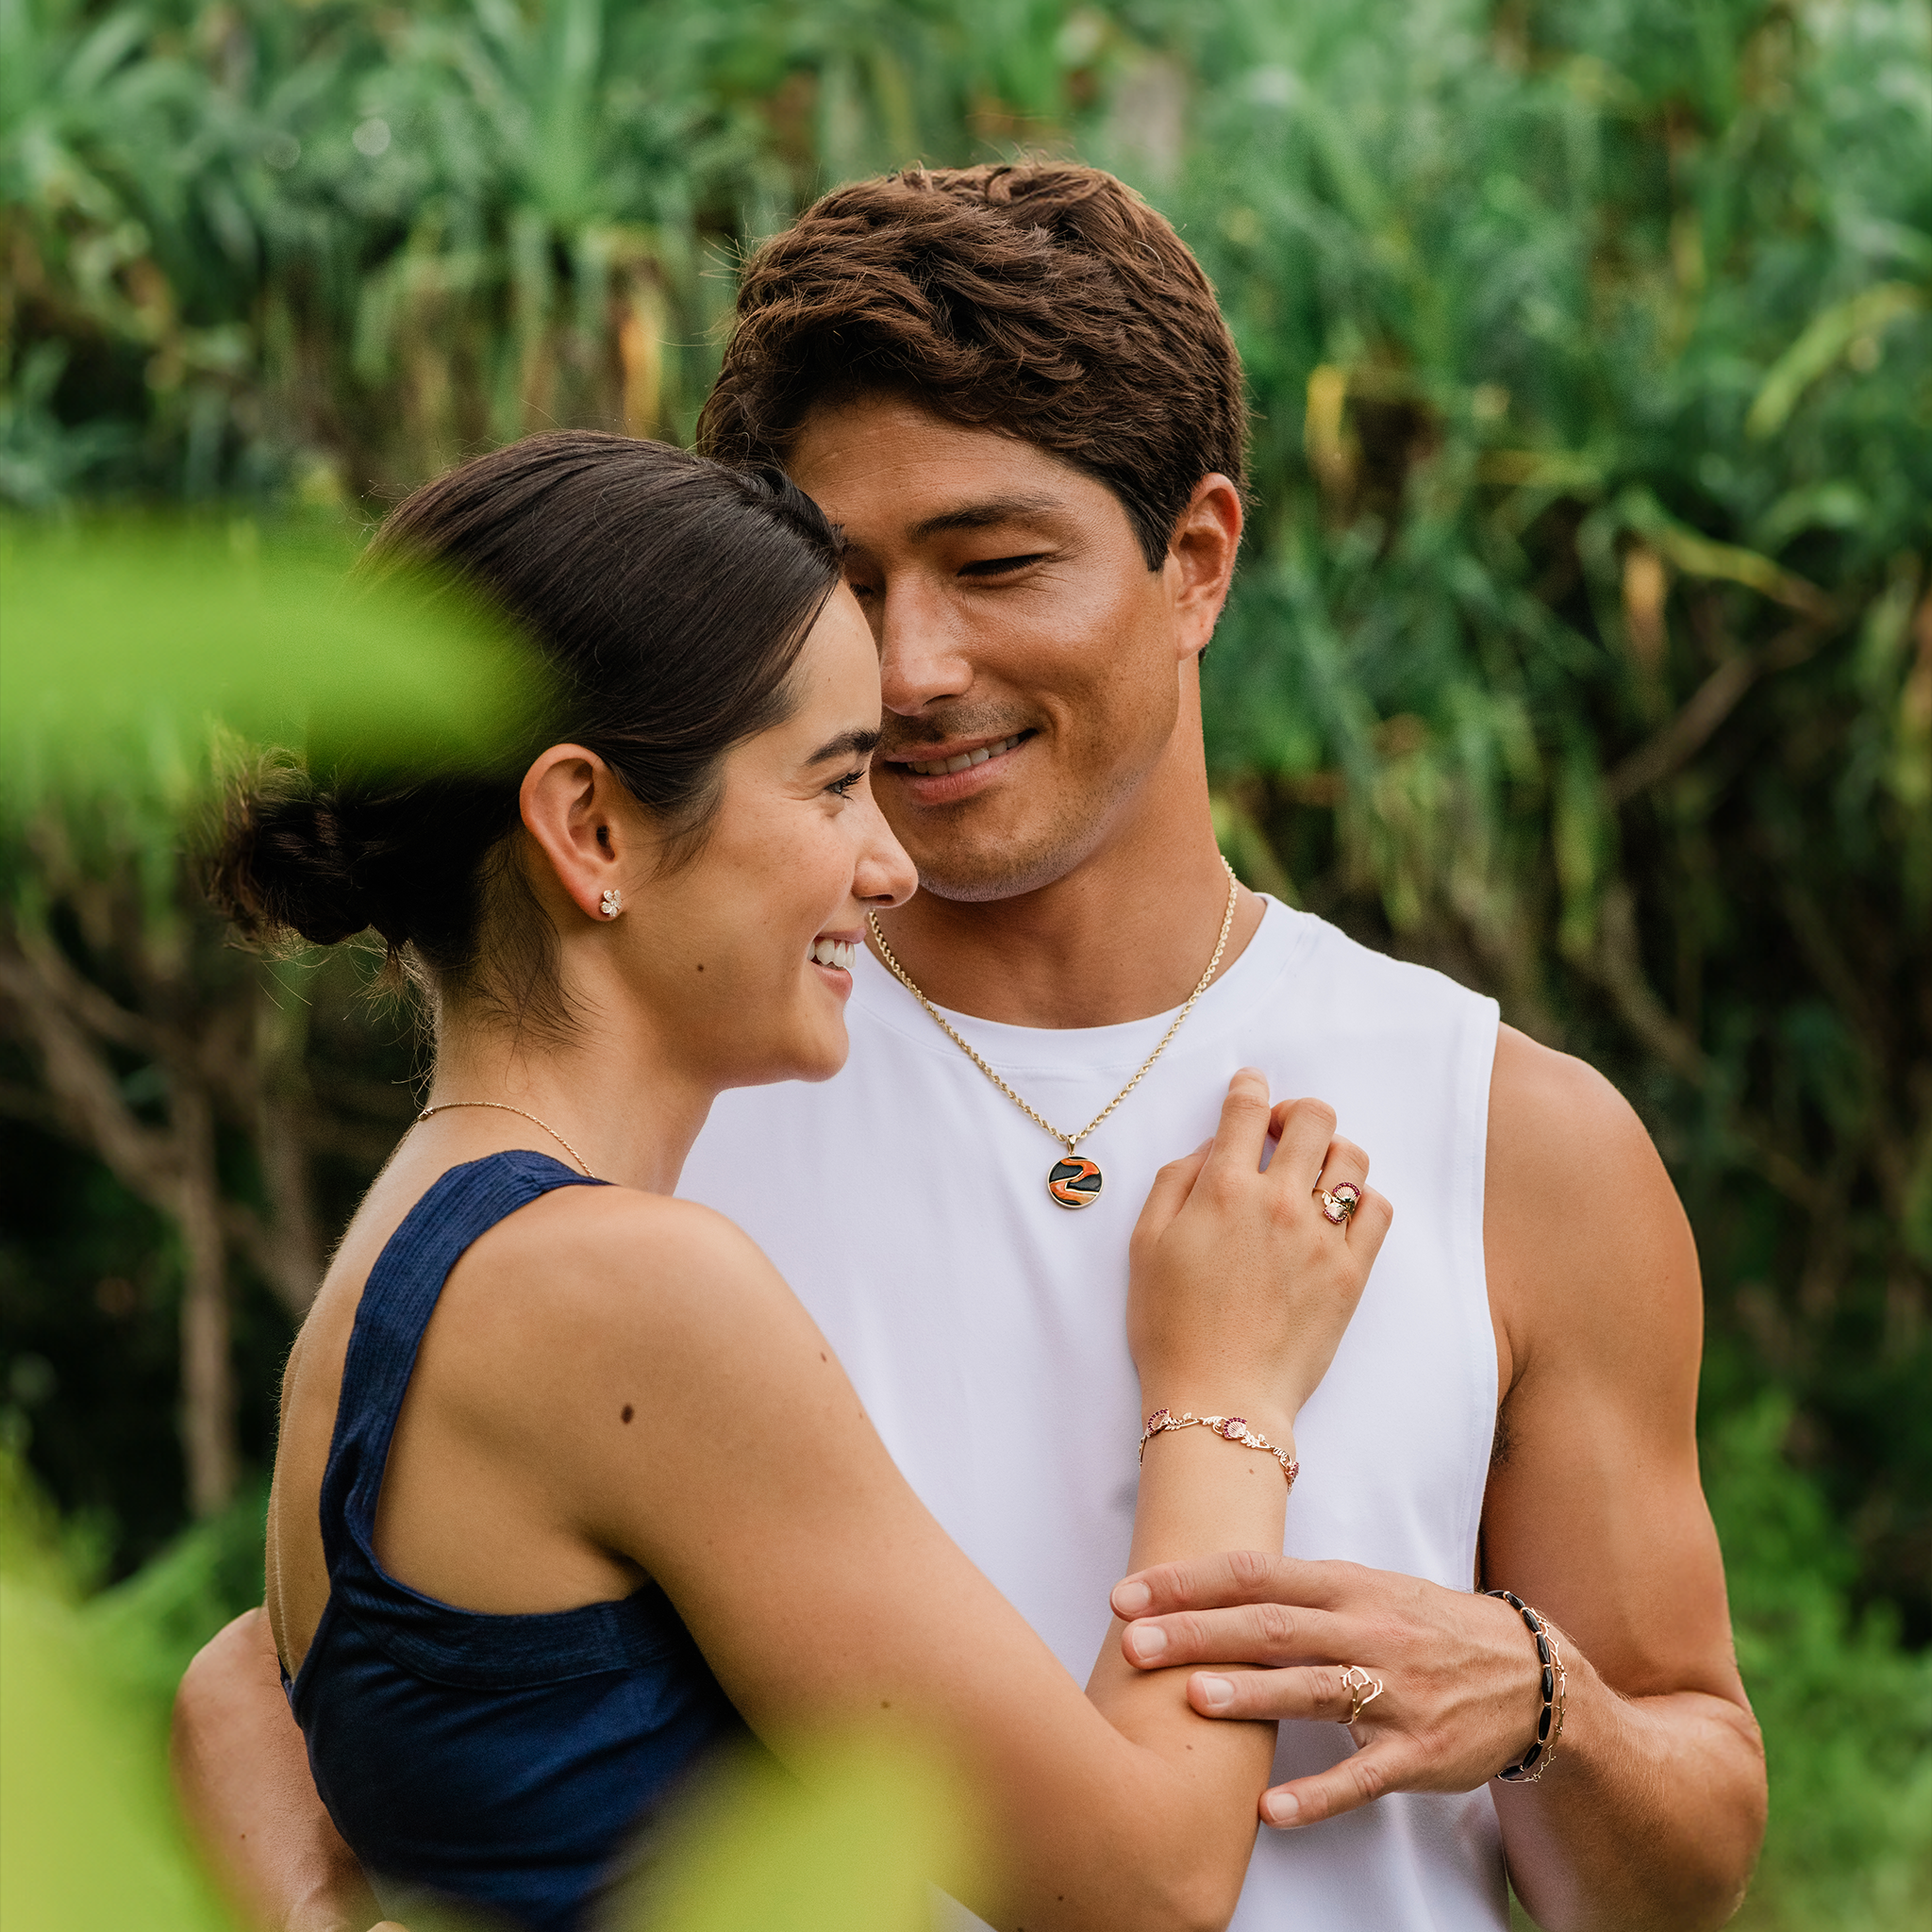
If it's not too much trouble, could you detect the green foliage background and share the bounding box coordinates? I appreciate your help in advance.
[3,0,1930,1924]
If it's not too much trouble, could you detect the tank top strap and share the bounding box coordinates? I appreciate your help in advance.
[318,1150,606,1578]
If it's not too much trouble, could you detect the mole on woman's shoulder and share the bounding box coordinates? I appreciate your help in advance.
[621,1405,635,1424]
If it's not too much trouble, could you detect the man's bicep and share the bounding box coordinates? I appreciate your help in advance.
[1482,1033,1746,1708]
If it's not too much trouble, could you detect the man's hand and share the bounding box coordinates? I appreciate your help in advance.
[1108,1032,1769,1932]
[172,1607,387,1932]
[1109,1553,1562,1827]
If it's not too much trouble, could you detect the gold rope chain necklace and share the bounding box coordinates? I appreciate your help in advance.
[413,1101,596,1179]
[866,858,1240,1211]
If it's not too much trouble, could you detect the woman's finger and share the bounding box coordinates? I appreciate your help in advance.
[1197,1068,1275,1183]
[1344,1184,1395,1258]
[1266,1095,1339,1193]
[1118,1601,1357,1670]
[1258,1740,1415,1830]
[1132,1139,1214,1241]
[1314,1136,1370,1197]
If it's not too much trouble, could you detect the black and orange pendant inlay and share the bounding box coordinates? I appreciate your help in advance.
[1047,1156,1104,1209]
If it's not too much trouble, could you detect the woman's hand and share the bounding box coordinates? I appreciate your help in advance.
[1127,1069,1391,1432]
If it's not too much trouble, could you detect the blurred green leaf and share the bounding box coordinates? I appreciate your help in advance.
[1747,282,1927,441]
[1,1447,234,1932]
[0,521,550,811]
[620,1732,972,1932]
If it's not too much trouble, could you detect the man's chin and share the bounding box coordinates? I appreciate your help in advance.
[905,828,1095,905]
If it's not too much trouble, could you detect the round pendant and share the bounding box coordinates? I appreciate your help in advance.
[1047,1156,1104,1209]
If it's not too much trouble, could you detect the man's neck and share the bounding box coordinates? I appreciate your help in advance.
[870,794,1265,1030]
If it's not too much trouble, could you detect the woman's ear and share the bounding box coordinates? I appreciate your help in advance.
[519,744,636,922]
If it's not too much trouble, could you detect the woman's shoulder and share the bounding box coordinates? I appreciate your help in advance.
[430,1178,841,1504]
[452,1179,809,1360]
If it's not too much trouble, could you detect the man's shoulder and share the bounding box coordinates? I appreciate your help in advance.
[1261,904,1500,1050]
[1487,1024,1653,1172]
[1485,1024,1699,1373]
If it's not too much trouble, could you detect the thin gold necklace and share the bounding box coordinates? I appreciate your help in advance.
[413,1101,595,1179]
[866,858,1241,1210]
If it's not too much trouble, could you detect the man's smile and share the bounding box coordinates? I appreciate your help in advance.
[880,728,1037,800]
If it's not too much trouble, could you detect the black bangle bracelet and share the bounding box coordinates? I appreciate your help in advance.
[1484,1589,1567,1783]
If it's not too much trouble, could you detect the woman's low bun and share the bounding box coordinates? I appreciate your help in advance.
[207,759,408,952]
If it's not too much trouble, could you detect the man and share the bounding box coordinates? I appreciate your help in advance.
[175,164,1765,1930]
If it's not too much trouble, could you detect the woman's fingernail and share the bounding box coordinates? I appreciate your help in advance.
[1193,1673,1234,1711]
[1262,1790,1301,1827]
[1127,1623,1169,1660]
[1112,1578,1152,1615]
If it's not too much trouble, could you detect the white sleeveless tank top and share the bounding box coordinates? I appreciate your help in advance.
[679,900,1507,1928]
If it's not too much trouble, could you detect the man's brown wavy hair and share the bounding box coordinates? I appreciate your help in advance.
[697,162,1246,571]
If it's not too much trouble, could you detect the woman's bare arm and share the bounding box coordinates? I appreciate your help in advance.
[175,1076,1386,1932]
[496,1079,1383,1930]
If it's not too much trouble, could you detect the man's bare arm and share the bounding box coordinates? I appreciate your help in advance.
[1474,1027,1765,1926]
[1109,1026,1766,1930]
[172,1607,388,1932]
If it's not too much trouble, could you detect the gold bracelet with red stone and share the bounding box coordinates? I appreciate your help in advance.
[1139,1408,1299,1489]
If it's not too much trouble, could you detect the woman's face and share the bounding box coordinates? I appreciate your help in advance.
[621,584,916,1090]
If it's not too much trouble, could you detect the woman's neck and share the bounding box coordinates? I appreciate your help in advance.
[424,1008,713,1195]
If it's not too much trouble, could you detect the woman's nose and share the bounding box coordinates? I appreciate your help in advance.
[857,802,918,909]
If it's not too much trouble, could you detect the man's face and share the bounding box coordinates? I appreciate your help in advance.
[787,393,1209,903]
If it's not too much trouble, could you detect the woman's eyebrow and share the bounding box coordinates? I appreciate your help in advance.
[806,727,882,765]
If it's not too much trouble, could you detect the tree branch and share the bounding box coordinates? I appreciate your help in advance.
[1606,619,1830,805]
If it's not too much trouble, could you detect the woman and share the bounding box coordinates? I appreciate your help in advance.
[222,432,1391,1932]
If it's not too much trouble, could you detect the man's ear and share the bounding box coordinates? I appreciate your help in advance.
[519,744,636,922]
[1169,474,1244,662]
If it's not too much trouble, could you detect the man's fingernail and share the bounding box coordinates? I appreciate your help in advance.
[1262,1790,1301,1827]
[1112,1579,1152,1615]
[1193,1673,1234,1711]
[1127,1623,1168,1660]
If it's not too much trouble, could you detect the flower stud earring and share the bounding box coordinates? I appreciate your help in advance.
[600,888,623,920]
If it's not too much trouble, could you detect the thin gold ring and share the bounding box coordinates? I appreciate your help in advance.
[1338,1664,1384,1726]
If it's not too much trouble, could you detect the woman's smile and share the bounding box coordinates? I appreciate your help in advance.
[808,929,863,994]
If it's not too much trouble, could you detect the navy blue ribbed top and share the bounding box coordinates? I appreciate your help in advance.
[285,1151,745,1931]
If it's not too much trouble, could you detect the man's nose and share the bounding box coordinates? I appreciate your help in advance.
[877,576,974,715]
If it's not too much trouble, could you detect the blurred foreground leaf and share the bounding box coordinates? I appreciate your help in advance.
[0,522,549,810]
[619,1732,973,1932]
[1,1451,232,1932]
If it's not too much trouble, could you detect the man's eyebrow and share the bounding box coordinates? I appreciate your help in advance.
[806,727,882,765]
[906,493,1065,541]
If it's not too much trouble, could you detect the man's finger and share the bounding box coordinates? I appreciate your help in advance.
[1120,1602,1356,1670]
[1183,1664,1363,1722]
[1258,1741,1411,1830]
[1110,1548,1357,1619]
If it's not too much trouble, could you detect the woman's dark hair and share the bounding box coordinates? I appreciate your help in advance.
[208,431,843,1036]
